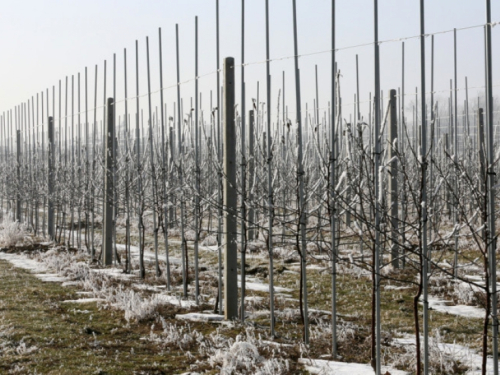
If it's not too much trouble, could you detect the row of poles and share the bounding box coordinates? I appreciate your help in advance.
[0,1,497,374]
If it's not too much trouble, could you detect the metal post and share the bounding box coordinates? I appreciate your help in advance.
[194,16,201,303]
[265,0,276,339]
[419,1,429,372]
[146,36,160,276]
[240,0,247,322]
[485,0,498,371]
[248,110,255,242]
[70,76,75,247]
[401,42,407,269]
[176,24,188,298]
[388,90,399,269]
[373,0,382,373]
[102,98,114,266]
[124,47,132,272]
[216,0,223,315]
[158,28,171,288]
[16,130,21,223]
[292,0,309,344]
[223,57,238,320]
[48,117,55,239]
[85,68,89,252]
[112,57,117,261]
[477,109,486,266]
[453,28,459,280]
[478,109,485,182]
[91,65,98,258]
[429,35,435,237]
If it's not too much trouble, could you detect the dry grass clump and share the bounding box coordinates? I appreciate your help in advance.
[0,214,29,248]
[388,330,468,374]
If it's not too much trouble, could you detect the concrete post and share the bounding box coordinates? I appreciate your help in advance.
[444,133,451,218]
[478,108,485,241]
[388,90,399,269]
[168,125,175,228]
[478,108,485,181]
[223,57,238,320]
[48,117,55,239]
[248,110,255,241]
[102,98,114,265]
[16,130,21,222]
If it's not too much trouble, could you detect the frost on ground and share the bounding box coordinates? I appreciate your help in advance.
[425,296,485,319]
[0,248,194,323]
[0,243,405,374]
[206,327,291,374]
[143,321,291,374]
[426,275,488,319]
[0,220,496,374]
[0,323,39,357]
[175,313,224,322]
[392,331,500,374]
[298,358,408,375]
[0,215,29,248]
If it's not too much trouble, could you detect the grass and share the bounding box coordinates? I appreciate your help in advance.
[1,214,495,374]
[0,258,218,374]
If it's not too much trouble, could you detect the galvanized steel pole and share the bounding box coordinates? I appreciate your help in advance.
[420,1,429,373]
[216,0,223,315]
[194,16,201,303]
[176,24,188,298]
[330,0,337,359]
[485,0,498,371]
[158,28,171,289]
[292,0,309,344]
[146,36,160,277]
[453,28,459,280]
[265,0,276,337]
[240,0,247,322]
[373,0,382,372]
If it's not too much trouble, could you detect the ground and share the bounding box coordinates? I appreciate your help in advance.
[0,218,497,374]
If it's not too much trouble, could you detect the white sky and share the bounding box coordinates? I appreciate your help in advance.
[0,0,499,129]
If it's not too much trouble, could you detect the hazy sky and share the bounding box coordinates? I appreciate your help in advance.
[1,0,498,126]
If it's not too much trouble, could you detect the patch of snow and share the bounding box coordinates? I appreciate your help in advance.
[239,281,293,293]
[155,294,198,309]
[62,281,80,287]
[92,267,136,279]
[76,291,94,295]
[425,296,484,319]
[463,275,484,281]
[132,283,166,291]
[385,285,412,290]
[276,293,293,298]
[393,337,500,374]
[298,358,408,375]
[62,298,105,304]
[0,252,47,273]
[244,296,264,302]
[309,308,332,315]
[175,313,224,322]
[306,264,327,271]
[237,274,293,293]
[33,273,70,282]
